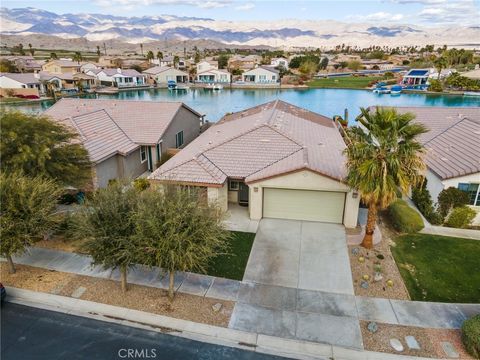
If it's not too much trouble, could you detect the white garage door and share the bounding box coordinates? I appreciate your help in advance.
[263,188,345,223]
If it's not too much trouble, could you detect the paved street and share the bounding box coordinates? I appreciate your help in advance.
[1,303,288,360]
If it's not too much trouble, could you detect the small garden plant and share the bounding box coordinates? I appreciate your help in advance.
[462,314,480,358]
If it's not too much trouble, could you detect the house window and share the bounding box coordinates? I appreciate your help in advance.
[140,146,147,163]
[175,131,184,148]
[229,180,240,191]
[458,183,480,206]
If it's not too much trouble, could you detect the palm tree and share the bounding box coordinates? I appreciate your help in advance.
[28,43,34,56]
[50,52,58,60]
[146,50,154,62]
[96,45,101,58]
[344,107,427,248]
[140,43,144,56]
[156,51,163,62]
[73,51,83,64]
[173,55,180,69]
[434,56,448,79]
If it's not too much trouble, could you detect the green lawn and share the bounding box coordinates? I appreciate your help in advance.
[307,76,383,89]
[391,234,480,303]
[206,231,255,281]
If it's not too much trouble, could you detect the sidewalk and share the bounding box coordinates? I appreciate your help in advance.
[6,287,438,360]
[5,246,478,333]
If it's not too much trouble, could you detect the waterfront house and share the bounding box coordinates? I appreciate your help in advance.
[401,69,430,89]
[228,55,262,71]
[196,68,231,83]
[270,57,289,69]
[86,68,146,88]
[149,100,360,228]
[242,66,279,84]
[196,60,218,73]
[44,98,203,188]
[142,66,189,85]
[152,55,174,67]
[0,72,42,97]
[42,60,81,74]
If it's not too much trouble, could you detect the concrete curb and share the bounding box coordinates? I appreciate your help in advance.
[6,287,440,360]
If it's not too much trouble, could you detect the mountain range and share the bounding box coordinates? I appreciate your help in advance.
[1,7,479,49]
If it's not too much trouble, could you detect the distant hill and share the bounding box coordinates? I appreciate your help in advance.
[1,7,479,49]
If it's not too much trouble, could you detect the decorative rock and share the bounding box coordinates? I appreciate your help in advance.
[405,336,421,350]
[358,256,365,263]
[441,342,459,358]
[386,279,394,287]
[360,280,369,289]
[71,286,86,299]
[212,303,223,312]
[362,274,370,281]
[351,247,360,255]
[374,273,383,282]
[390,338,404,352]
[367,322,378,333]
[376,254,385,260]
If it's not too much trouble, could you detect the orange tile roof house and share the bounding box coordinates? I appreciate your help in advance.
[44,98,203,188]
[149,100,360,228]
[393,106,480,224]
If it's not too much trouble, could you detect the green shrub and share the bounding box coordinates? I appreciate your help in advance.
[462,314,480,359]
[133,178,150,192]
[426,210,444,225]
[411,180,444,225]
[438,187,469,217]
[429,79,443,92]
[388,199,424,233]
[445,206,476,229]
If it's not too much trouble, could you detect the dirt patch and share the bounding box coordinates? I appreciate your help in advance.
[1,263,75,293]
[35,235,85,253]
[1,263,233,327]
[361,321,474,359]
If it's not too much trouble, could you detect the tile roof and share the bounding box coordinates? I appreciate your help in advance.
[44,98,201,145]
[47,60,81,67]
[149,100,347,185]
[101,68,144,77]
[386,106,480,180]
[142,66,187,75]
[60,110,138,163]
[0,72,39,84]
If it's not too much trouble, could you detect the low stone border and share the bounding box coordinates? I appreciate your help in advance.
[6,287,436,360]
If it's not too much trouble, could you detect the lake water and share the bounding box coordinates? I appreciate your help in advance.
[5,88,479,123]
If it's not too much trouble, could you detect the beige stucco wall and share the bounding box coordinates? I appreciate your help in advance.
[246,169,359,228]
[207,184,228,213]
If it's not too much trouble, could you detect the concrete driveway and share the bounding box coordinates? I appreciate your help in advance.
[243,219,354,295]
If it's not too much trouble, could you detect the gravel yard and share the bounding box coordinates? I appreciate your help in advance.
[1,263,233,327]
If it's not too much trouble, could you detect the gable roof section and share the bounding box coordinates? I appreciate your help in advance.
[61,110,138,164]
[0,72,39,84]
[44,98,201,145]
[150,100,347,185]
[387,106,480,180]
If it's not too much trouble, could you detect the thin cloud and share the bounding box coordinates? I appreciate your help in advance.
[95,0,231,9]
[235,3,255,11]
[347,12,405,22]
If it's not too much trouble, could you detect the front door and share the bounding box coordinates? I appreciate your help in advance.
[238,182,249,207]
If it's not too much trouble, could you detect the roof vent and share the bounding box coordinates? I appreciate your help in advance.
[318,142,325,147]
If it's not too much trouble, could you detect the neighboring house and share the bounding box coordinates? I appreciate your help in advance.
[98,56,123,68]
[38,71,96,92]
[86,68,146,87]
[152,55,174,67]
[196,60,218,73]
[42,60,81,74]
[401,69,430,89]
[196,68,231,83]
[80,62,100,73]
[270,57,289,69]
[0,55,42,72]
[0,72,42,97]
[149,100,360,228]
[242,66,279,83]
[393,106,480,224]
[142,66,188,85]
[228,55,261,71]
[44,98,203,188]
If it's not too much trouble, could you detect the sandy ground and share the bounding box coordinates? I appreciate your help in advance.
[35,235,85,253]
[348,214,410,300]
[1,263,233,327]
[361,321,474,359]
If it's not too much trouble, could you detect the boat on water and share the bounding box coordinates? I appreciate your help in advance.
[204,83,223,90]
[390,85,403,95]
[464,91,480,97]
[373,82,390,94]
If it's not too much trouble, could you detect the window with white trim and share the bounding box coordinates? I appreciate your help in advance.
[140,146,147,163]
[175,131,184,148]
[458,183,480,206]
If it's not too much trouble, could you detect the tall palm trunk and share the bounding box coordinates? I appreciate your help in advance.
[120,265,128,293]
[168,271,175,302]
[361,202,377,249]
[6,254,16,274]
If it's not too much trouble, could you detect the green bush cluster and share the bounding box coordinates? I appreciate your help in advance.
[388,199,424,233]
[438,187,470,217]
[133,178,150,192]
[429,79,443,92]
[445,206,476,229]
[411,180,444,225]
[462,315,480,359]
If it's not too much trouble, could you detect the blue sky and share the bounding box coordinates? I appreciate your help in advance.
[3,0,479,25]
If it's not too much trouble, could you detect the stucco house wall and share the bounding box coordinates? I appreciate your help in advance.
[207,184,228,212]
[155,69,188,84]
[122,148,148,179]
[161,106,200,150]
[94,155,121,189]
[246,170,359,228]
